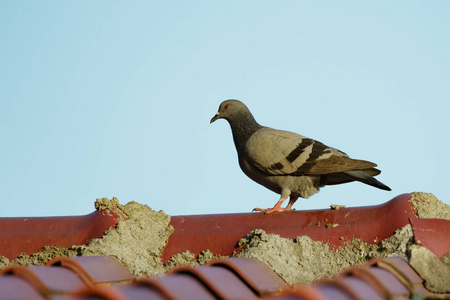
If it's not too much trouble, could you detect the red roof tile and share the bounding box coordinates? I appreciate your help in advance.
[207,258,287,296]
[0,193,449,299]
[0,275,46,300]
[170,265,259,299]
[0,210,123,260]
[0,194,422,265]
[73,286,130,300]
[1,265,86,296]
[0,256,449,299]
[149,274,219,300]
[315,284,355,300]
[368,257,430,297]
[115,282,174,300]
[331,277,383,300]
[48,256,134,285]
[410,217,450,258]
[163,194,417,262]
[263,286,328,300]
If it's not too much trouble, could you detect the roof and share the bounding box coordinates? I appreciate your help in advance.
[0,256,448,299]
[0,193,419,261]
[0,192,449,299]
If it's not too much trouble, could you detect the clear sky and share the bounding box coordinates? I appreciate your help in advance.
[1,1,449,217]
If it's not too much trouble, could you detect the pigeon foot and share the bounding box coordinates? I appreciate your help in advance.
[252,206,292,214]
[253,192,294,214]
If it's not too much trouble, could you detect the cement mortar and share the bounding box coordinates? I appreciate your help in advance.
[83,199,173,277]
[164,251,197,270]
[0,256,10,269]
[164,249,227,271]
[409,245,450,293]
[234,226,412,284]
[410,192,450,220]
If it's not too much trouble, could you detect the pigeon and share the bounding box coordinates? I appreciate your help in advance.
[210,99,391,214]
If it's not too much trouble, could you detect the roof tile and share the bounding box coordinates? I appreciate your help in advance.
[1,191,449,299]
[1,256,450,299]
[26,265,85,294]
[47,256,134,285]
[322,277,383,300]
[263,285,328,300]
[0,209,123,260]
[341,266,410,299]
[171,265,259,299]
[1,265,85,297]
[164,194,416,262]
[315,284,354,300]
[148,274,218,300]
[207,257,287,295]
[115,283,169,300]
[370,257,430,297]
[0,275,46,300]
[410,217,450,258]
[72,286,129,300]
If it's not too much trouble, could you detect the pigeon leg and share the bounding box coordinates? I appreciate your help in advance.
[285,195,299,210]
[253,189,291,214]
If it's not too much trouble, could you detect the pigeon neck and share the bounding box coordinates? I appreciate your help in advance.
[228,113,262,150]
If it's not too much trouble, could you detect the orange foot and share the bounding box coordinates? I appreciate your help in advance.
[252,206,292,214]
[253,194,298,214]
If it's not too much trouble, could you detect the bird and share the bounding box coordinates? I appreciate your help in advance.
[210,99,391,214]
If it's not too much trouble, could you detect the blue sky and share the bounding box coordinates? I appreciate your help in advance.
[1,1,449,217]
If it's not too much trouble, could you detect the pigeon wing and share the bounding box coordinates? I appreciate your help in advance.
[307,155,377,175]
[245,128,377,176]
[245,128,331,175]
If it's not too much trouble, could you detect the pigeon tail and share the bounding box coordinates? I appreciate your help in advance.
[344,170,391,191]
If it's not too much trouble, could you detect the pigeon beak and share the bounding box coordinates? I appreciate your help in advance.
[210,112,221,123]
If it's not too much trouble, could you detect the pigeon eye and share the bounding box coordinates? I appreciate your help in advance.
[224,104,230,109]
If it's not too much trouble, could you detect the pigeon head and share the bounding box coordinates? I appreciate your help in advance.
[210,99,251,124]
[210,99,262,149]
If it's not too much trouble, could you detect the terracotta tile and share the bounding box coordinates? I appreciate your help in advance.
[0,275,46,300]
[316,284,354,300]
[48,256,134,285]
[1,265,85,297]
[265,285,328,300]
[334,277,383,300]
[371,257,430,297]
[72,286,129,300]
[207,257,287,295]
[367,266,411,297]
[134,278,186,300]
[344,266,410,299]
[146,274,219,300]
[28,266,86,294]
[51,296,80,300]
[261,295,306,300]
[116,284,168,300]
[384,257,423,285]
[171,265,258,299]
[0,255,440,300]
[0,210,123,261]
[164,194,416,262]
[410,217,450,258]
